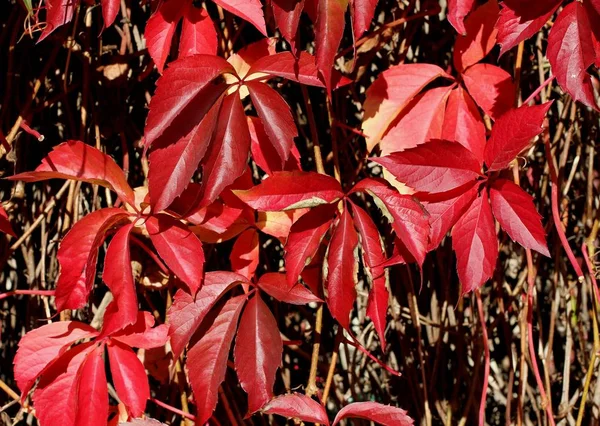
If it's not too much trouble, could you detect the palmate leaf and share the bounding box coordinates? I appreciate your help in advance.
[144,45,326,213]
[16,311,167,426]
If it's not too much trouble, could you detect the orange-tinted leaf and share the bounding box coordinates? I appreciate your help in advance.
[230,228,260,280]
[362,64,452,151]
[379,86,452,155]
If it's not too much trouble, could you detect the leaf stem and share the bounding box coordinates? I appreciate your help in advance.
[149,398,196,421]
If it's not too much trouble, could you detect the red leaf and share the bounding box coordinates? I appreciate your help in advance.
[55,208,130,311]
[257,273,323,304]
[362,64,453,151]
[167,271,247,359]
[234,171,344,211]
[188,294,247,424]
[484,102,551,171]
[332,402,414,426]
[101,0,120,28]
[284,204,337,287]
[374,140,482,194]
[351,178,430,266]
[200,92,251,206]
[314,0,349,92]
[212,0,267,35]
[462,63,515,120]
[246,80,297,165]
[547,2,599,110]
[107,340,150,417]
[14,321,97,399]
[147,74,225,213]
[145,213,205,295]
[489,179,549,256]
[230,228,260,280]
[261,393,330,425]
[351,203,389,349]
[249,116,302,175]
[75,345,109,426]
[109,311,169,350]
[9,141,135,206]
[351,0,378,39]
[143,54,234,149]
[379,86,452,155]
[452,191,498,293]
[424,182,479,250]
[447,0,477,34]
[496,0,561,56]
[234,295,283,413]
[39,0,77,42]
[326,206,359,329]
[441,87,486,162]
[453,0,499,73]
[0,205,16,237]
[145,0,185,73]
[192,202,253,243]
[33,344,96,426]
[247,51,326,87]
[179,6,219,62]
[103,223,137,331]
[271,0,305,52]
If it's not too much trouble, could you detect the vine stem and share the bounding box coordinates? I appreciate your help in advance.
[542,137,585,281]
[0,289,55,301]
[523,74,555,105]
[475,290,489,426]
